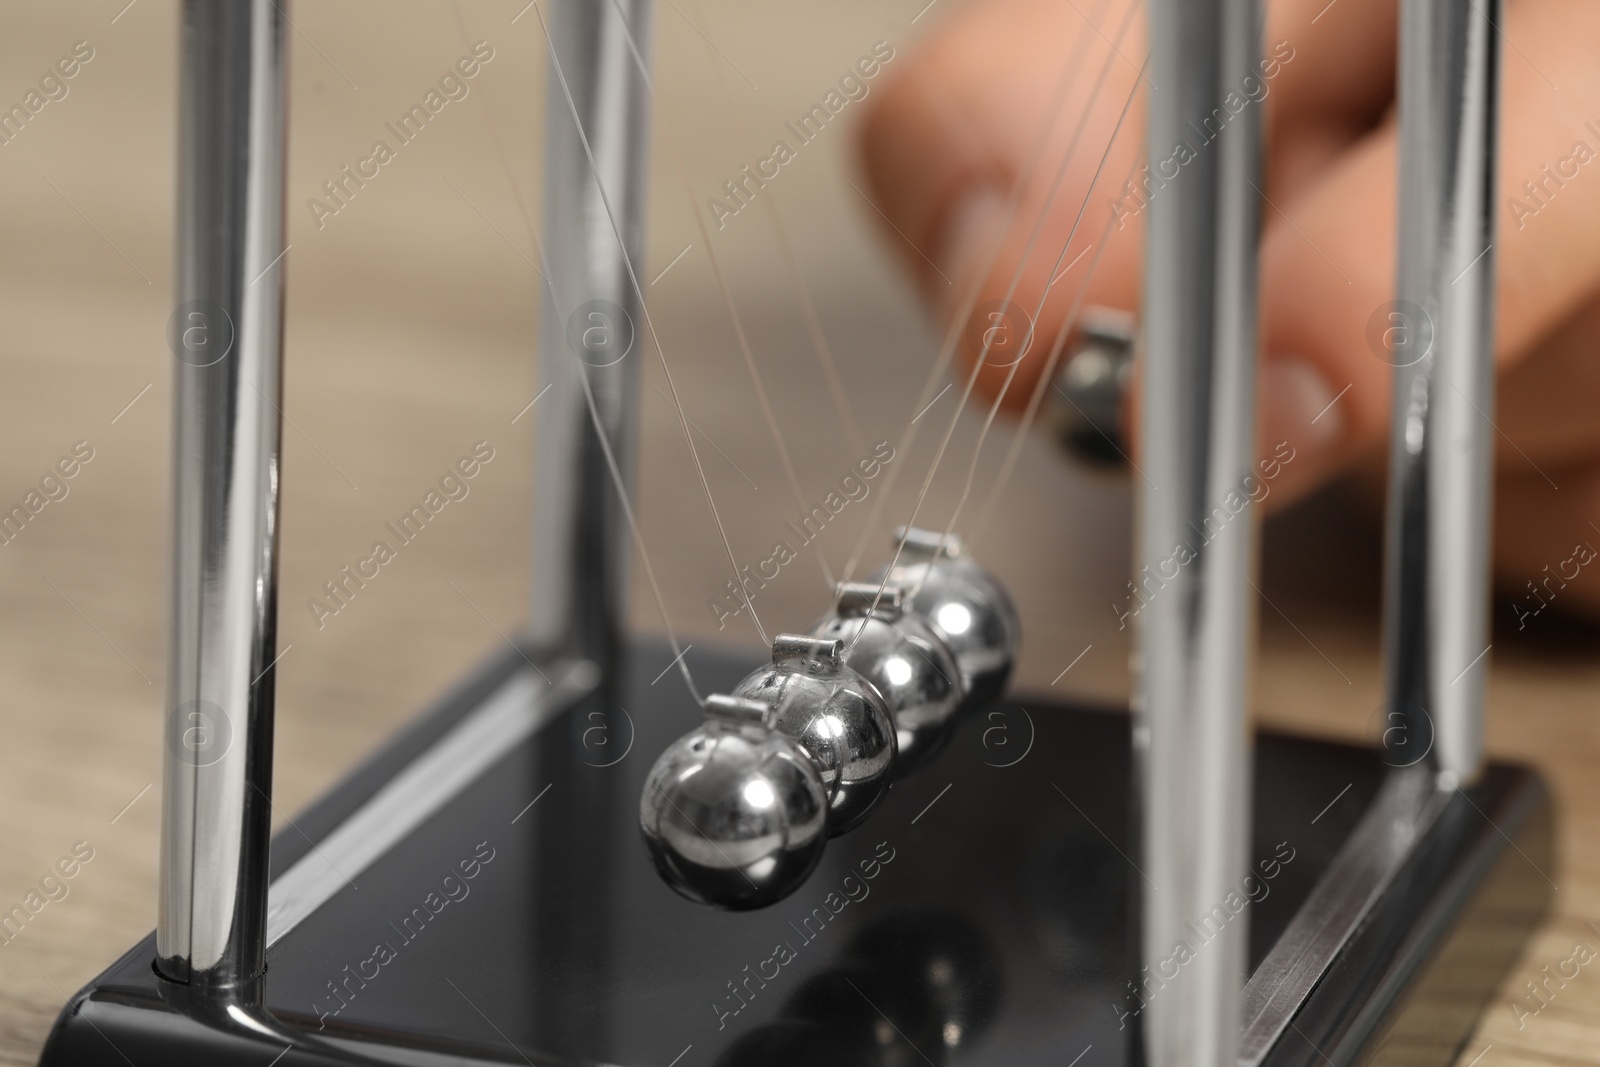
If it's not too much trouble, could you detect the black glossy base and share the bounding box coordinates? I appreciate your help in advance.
[40,641,1552,1066]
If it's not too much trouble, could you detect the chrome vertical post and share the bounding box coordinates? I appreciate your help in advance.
[157,0,289,986]
[1384,0,1500,790]
[528,0,653,673]
[1135,0,1262,1062]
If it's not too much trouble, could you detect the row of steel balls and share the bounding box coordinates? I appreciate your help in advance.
[640,529,1020,910]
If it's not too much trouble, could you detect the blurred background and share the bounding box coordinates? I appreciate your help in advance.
[0,2,1592,1064]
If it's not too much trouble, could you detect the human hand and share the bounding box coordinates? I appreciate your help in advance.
[855,0,1600,619]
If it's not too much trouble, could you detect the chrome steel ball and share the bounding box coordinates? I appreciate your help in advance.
[640,694,829,910]
[873,527,1020,712]
[733,635,896,836]
[812,582,963,776]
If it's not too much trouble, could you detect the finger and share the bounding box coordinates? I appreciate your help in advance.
[1496,293,1600,472]
[861,0,1151,414]
[1257,0,1600,506]
[855,0,1408,418]
[857,0,1147,320]
[1265,0,1399,200]
[1311,290,1600,624]
[1348,439,1600,622]
[1493,464,1600,623]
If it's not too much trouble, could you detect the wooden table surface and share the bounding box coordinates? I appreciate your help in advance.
[0,2,1595,1064]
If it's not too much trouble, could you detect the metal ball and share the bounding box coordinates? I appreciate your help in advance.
[812,582,963,777]
[873,527,1020,712]
[733,635,896,836]
[640,695,829,910]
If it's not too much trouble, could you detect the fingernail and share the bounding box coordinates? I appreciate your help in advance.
[933,186,1010,319]
[1260,358,1344,465]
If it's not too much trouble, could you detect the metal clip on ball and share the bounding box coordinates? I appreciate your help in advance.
[871,527,1021,713]
[640,529,1020,910]
[811,580,964,776]
[640,693,831,911]
[733,635,897,835]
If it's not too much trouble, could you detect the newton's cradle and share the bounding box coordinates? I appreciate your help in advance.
[41,1,1549,1065]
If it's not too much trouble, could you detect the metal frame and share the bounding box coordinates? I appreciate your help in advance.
[1137,1,1262,1062]
[527,0,654,674]
[1244,3,1503,1058]
[158,0,290,988]
[156,0,657,993]
[1137,0,1501,1059]
[1384,0,1501,790]
[146,0,1507,1059]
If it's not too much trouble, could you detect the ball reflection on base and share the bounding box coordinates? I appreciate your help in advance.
[640,694,829,910]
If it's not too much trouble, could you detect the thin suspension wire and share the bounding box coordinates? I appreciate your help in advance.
[529,0,771,647]
[679,182,839,592]
[845,0,1140,651]
[570,304,709,706]
[603,0,654,90]
[682,0,866,459]
[914,51,1147,592]
[447,0,705,701]
[764,204,866,458]
[969,151,1142,549]
[838,0,1126,585]
[600,0,838,596]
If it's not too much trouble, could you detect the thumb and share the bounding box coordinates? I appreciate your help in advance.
[1259,0,1600,505]
[1254,128,1397,506]
[855,0,1146,409]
